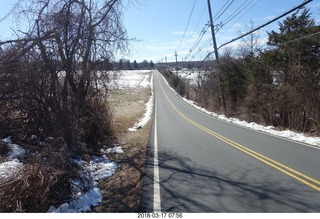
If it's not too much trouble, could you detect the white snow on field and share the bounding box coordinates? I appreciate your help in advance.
[159,70,320,148]
[178,69,203,85]
[116,70,152,89]
[128,72,154,132]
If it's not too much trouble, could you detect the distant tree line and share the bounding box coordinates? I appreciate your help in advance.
[116,59,155,70]
[194,8,320,134]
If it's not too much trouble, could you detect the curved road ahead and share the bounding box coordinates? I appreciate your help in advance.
[140,70,320,212]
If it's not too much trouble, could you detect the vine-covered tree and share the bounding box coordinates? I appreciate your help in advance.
[0,0,129,211]
[1,0,129,147]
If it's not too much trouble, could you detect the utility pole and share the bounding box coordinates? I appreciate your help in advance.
[174,51,178,75]
[207,0,219,60]
[165,56,167,67]
[207,0,227,112]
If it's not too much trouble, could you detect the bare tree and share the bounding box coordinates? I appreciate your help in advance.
[0,0,128,148]
[238,20,261,57]
[0,0,129,211]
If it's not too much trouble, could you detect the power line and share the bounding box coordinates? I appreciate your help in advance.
[184,25,210,61]
[202,0,314,62]
[221,0,254,28]
[176,0,197,52]
[280,30,320,45]
[185,4,208,47]
[217,0,314,50]
[213,0,235,21]
[217,0,260,37]
[192,37,212,61]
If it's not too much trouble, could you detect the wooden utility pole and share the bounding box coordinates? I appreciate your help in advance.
[207,0,219,60]
[207,0,227,112]
[174,51,178,75]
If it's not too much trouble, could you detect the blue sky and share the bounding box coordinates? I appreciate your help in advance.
[1,0,319,63]
[123,0,320,62]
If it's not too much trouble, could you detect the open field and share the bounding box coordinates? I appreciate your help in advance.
[94,70,153,212]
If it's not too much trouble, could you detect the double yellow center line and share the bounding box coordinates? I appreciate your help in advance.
[157,73,320,191]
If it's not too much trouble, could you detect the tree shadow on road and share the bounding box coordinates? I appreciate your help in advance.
[140,150,320,213]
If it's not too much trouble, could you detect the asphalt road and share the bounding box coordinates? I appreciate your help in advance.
[140,70,320,212]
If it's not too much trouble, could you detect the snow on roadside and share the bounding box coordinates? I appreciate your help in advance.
[0,159,23,181]
[0,136,123,213]
[129,72,154,132]
[0,137,26,181]
[48,145,123,213]
[102,146,124,154]
[2,136,26,159]
[159,70,320,148]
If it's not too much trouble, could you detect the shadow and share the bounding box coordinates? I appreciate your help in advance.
[140,149,320,213]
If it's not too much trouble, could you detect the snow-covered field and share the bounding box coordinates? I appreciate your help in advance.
[177,69,203,85]
[114,70,154,132]
[113,70,152,89]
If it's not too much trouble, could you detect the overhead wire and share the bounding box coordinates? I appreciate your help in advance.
[217,0,261,37]
[217,0,314,50]
[184,4,208,47]
[189,37,213,61]
[176,0,258,62]
[184,25,210,61]
[198,0,314,69]
[176,0,197,52]
[213,0,235,21]
[183,0,233,62]
[220,0,253,28]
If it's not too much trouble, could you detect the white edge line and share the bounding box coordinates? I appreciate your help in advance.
[153,76,161,213]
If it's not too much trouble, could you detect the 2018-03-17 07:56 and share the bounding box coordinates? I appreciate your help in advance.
[137,213,183,218]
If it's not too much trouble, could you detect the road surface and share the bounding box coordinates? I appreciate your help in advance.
[140,70,320,212]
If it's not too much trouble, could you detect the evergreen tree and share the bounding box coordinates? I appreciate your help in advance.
[133,60,139,69]
[150,60,155,68]
[266,8,320,132]
[126,60,132,70]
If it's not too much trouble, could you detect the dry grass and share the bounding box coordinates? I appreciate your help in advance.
[93,82,152,212]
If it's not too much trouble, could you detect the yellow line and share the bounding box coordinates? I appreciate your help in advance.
[156,72,320,191]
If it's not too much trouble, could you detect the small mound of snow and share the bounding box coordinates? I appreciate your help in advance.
[2,136,26,159]
[48,188,102,213]
[0,159,23,180]
[103,146,124,154]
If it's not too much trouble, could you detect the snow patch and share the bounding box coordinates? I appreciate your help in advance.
[2,136,26,159]
[0,137,26,182]
[115,70,152,89]
[0,159,23,180]
[48,151,119,212]
[48,188,102,213]
[129,73,154,132]
[103,146,124,154]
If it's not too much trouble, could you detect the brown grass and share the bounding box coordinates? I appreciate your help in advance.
[93,81,152,212]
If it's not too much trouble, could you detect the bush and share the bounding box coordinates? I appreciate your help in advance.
[0,141,90,212]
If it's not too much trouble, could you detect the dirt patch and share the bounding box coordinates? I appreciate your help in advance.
[93,81,152,212]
